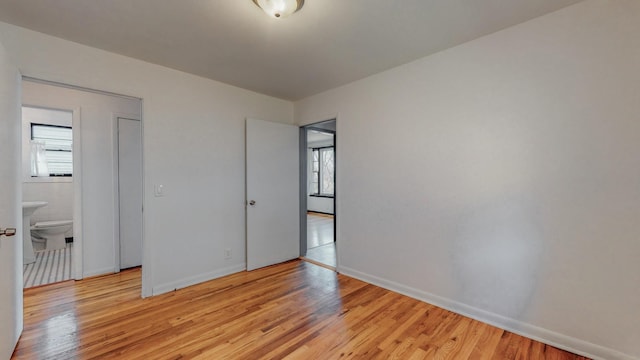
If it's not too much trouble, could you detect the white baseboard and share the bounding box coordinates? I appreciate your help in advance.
[152,263,246,296]
[338,266,637,360]
[83,266,117,278]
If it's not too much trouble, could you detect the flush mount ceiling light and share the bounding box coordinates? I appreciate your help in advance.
[252,0,304,18]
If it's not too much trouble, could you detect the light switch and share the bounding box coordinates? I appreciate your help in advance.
[154,184,165,197]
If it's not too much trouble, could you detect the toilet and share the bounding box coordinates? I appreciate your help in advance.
[31,220,73,250]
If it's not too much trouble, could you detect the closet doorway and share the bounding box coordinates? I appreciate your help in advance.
[116,116,143,270]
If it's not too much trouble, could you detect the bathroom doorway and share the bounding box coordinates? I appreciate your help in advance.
[21,78,143,287]
[21,105,76,288]
[300,119,336,269]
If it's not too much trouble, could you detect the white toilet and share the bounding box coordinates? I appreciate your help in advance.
[31,220,73,250]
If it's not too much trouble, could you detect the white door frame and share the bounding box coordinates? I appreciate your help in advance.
[71,107,83,279]
[111,113,143,273]
[21,77,145,293]
[298,115,340,271]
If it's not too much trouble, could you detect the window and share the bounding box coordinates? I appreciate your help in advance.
[31,123,73,176]
[311,147,334,196]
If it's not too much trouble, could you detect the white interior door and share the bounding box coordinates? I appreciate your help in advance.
[0,48,22,359]
[118,117,143,269]
[246,118,299,271]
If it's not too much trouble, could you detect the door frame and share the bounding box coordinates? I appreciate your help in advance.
[22,77,147,295]
[299,118,338,268]
[111,113,143,273]
[71,107,83,280]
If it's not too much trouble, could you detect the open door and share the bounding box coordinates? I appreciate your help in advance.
[0,45,23,358]
[246,118,299,271]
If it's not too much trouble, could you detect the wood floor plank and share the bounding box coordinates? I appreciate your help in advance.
[13,260,590,360]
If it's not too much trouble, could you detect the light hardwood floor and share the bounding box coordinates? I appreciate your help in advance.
[307,212,334,248]
[13,261,589,359]
[306,212,336,268]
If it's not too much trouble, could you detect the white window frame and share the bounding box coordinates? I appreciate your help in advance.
[31,123,73,177]
[22,106,74,183]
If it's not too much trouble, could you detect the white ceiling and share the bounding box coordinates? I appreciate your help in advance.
[307,130,334,144]
[0,0,583,100]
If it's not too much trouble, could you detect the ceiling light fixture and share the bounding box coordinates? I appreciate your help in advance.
[252,0,304,18]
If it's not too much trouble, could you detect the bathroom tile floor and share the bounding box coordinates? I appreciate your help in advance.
[23,243,73,288]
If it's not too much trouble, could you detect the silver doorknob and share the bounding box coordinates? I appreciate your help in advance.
[249,200,256,206]
[0,228,16,237]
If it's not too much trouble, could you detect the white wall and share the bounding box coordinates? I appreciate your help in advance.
[22,81,141,276]
[0,37,23,360]
[0,22,294,296]
[307,195,334,214]
[295,1,640,359]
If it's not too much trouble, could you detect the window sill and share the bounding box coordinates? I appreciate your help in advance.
[309,194,334,199]
[24,176,73,184]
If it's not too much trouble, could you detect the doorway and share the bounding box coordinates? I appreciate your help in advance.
[21,79,143,286]
[300,119,336,268]
[21,106,77,288]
